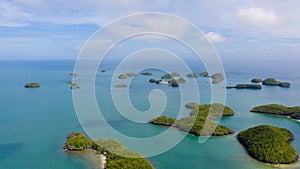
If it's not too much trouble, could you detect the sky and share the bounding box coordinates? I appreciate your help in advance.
[0,0,300,60]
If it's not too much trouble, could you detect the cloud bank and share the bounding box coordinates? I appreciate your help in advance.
[237,7,283,28]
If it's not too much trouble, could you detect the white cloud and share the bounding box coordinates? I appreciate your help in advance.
[0,1,33,27]
[1,0,300,59]
[205,32,227,43]
[237,7,283,28]
[107,15,189,40]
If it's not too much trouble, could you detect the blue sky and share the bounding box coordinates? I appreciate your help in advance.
[0,0,300,60]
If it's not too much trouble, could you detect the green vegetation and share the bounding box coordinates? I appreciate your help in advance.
[251,77,290,87]
[199,72,209,77]
[114,84,127,88]
[226,84,262,89]
[186,73,198,78]
[24,82,40,88]
[106,153,153,169]
[118,72,136,79]
[184,102,199,109]
[175,77,186,83]
[174,116,233,136]
[211,73,224,84]
[168,77,186,85]
[262,78,280,86]
[64,132,154,169]
[279,82,290,87]
[141,72,152,75]
[149,116,176,126]
[161,73,173,79]
[166,79,179,87]
[251,104,300,120]
[161,73,183,80]
[237,125,298,164]
[189,103,235,118]
[150,103,234,136]
[149,77,184,87]
[171,72,180,77]
[149,79,157,83]
[64,132,99,151]
[251,78,262,83]
[95,139,153,168]
[95,139,140,157]
[150,115,233,136]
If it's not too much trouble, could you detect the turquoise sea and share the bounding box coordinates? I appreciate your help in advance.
[1,59,300,169]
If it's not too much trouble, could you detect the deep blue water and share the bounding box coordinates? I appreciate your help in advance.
[0,59,300,169]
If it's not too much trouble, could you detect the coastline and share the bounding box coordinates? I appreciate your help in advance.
[65,149,105,169]
[150,121,234,136]
[252,112,300,122]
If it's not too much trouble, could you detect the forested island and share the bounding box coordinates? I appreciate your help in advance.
[186,73,198,78]
[64,132,153,169]
[226,84,262,90]
[150,103,234,136]
[237,125,298,164]
[251,104,300,120]
[141,72,152,75]
[251,77,290,87]
[24,82,40,88]
[118,72,136,79]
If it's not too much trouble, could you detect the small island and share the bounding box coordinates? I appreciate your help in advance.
[174,77,186,84]
[141,72,152,75]
[279,82,291,87]
[161,73,173,79]
[167,79,179,87]
[251,104,300,120]
[251,78,262,83]
[262,78,290,87]
[262,78,280,86]
[65,80,72,84]
[114,84,127,88]
[237,125,298,164]
[226,84,262,90]
[184,102,199,109]
[70,72,77,78]
[150,103,234,136]
[171,72,180,77]
[211,73,224,84]
[188,103,234,117]
[149,77,186,87]
[118,72,136,79]
[186,73,198,78]
[64,132,154,169]
[199,72,209,77]
[70,82,80,89]
[167,77,186,87]
[198,72,224,83]
[24,82,40,88]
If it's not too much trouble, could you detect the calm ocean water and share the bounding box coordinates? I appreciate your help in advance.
[0,59,300,169]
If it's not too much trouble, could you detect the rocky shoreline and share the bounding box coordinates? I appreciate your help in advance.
[226,84,262,89]
[64,132,153,169]
[251,104,300,120]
